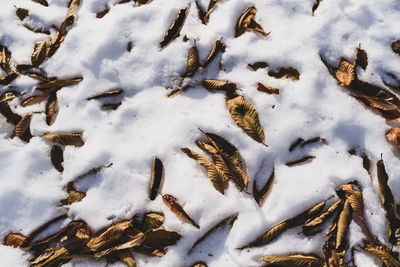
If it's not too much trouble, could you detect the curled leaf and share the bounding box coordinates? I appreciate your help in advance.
[286,156,315,167]
[31,40,51,67]
[247,19,270,37]
[0,102,22,126]
[253,168,274,206]
[183,45,199,77]
[289,137,305,152]
[32,0,49,7]
[268,67,300,80]
[335,59,355,86]
[355,47,368,70]
[181,148,228,194]
[362,241,400,267]
[162,193,200,228]
[248,61,268,71]
[258,254,324,267]
[201,79,237,93]
[195,1,206,24]
[159,6,189,50]
[257,82,279,94]
[51,145,64,173]
[335,200,352,250]
[13,113,32,138]
[226,95,265,144]
[43,133,84,146]
[235,6,257,38]
[3,233,27,248]
[45,92,58,126]
[202,38,225,68]
[149,157,164,200]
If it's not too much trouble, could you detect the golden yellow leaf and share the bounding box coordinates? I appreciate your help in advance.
[258,254,324,267]
[183,46,199,77]
[235,6,257,38]
[3,233,27,248]
[45,93,58,126]
[43,133,84,146]
[335,59,355,86]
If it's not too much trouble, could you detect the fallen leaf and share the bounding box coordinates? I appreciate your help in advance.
[31,40,51,67]
[0,90,20,102]
[247,19,270,37]
[162,194,200,228]
[3,233,27,248]
[96,5,109,18]
[202,38,225,68]
[235,6,257,38]
[355,46,368,70]
[354,95,400,122]
[87,89,123,100]
[51,145,64,173]
[192,262,207,267]
[195,0,206,24]
[268,67,300,80]
[0,73,19,85]
[248,62,268,71]
[126,41,133,52]
[335,59,355,86]
[135,0,150,6]
[335,200,352,250]
[45,92,58,126]
[32,0,49,7]
[43,133,84,146]
[0,45,13,73]
[167,89,182,98]
[141,212,165,232]
[312,0,322,15]
[13,113,32,137]
[181,148,228,194]
[188,213,238,254]
[362,240,400,267]
[16,8,29,20]
[183,45,199,77]
[392,40,400,56]
[386,128,400,148]
[36,77,83,91]
[60,182,86,205]
[286,156,315,167]
[118,250,136,267]
[226,95,266,144]
[102,102,121,110]
[159,6,189,50]
[30,246,69,267]
[253,168,274,206]
[201,79,237,93]
[258,254,325,267]
[289,137,304,152]
[352,80,400,109]
[257,82,279,94]
[149,157,164,200]
[203,0,221,23]
[0,102,22,126]
[301,137,327,147]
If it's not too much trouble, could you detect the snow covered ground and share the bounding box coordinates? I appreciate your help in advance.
[1,0,400,266]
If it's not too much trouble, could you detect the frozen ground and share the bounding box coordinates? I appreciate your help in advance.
[1,0,400,266]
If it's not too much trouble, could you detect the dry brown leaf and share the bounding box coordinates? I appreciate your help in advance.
[32,0,48,6]
[248,61,268,71]
[142,212,165,232]
[45,92,58,126]
[118,250,136,267]
[16,8,29,20]
[167,89,182,98]
[335,200,352,250]
[162,193,200,228]
[362,241,400,267]
[392,40,400,56]
[286,155,315,167]
[0,90,20,103]
[31,40,51,67]
[87,89,123,100]
[203,0,221,23]
[257,82,279,94]
[226,95,266,144]
[335,59,355,86]
[312,0,322,15]
[268,67,300,80]
[301,137,327,147]
[0,102,22,126]
[386,128,400,148]
[253,168,274,206]
[183,45,199,77]
[51,145,64,173]
[3,233,27,248]
[96,5,109,18]
[195,0,206,24]
[355,47,368,70]
[235,6,257,38]
[159,6,189,50]
[102,102,121,110]
[149,157,164,200]
[60,182,85,205]
[201,131,250,190]
[352,80,400,109]
[21,87,58,106]
[188,213,238,254]
[30,246,69,267]
[181,148,228,194]
[0,45,13,73]
[36,77,83,91]
[247,19,270,37]
[202,38,225,68]
[354,95,400,122]
[43,133,84,146]
[135,0,150,6]
[0,73,19,85]
[13,113,32,137]
[258,254,325,267]
[192,262,208,267]
[289,137,305,152]
[376,158,400,245]
[201,79,237,93]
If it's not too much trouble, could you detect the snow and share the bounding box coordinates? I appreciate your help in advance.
[1,0,400,266]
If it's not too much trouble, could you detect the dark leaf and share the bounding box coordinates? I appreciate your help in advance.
[202,38,225,68]
[312,0,322,15]
[141,212,165,232]
[87,89,123,100]
[0,102,22,126]
[286,156,315,167]
[355,46,368,70]
[268,67,300,80]
[96,5,109,18]
[162,194,200,228]
[16,8,29,20]
[149,157,164,200]
[258,254,325,267]
[32,0,49,7]
[257,82,279,94]
[248,61,268,71]
[51,145,64,172]
[235,6,257,38]
[392,40,400,56]
[0,90,20,103]
[253,168,274,206]
[12,113,32,138]
[159,6,189,50]
[289,138,304,152]
[45,92,58,126]
[0,73,19,85]
[101,102,121,110]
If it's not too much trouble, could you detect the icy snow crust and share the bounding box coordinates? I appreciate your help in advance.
[1,0,400,266]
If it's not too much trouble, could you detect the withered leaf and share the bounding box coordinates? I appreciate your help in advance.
[73,163,113,182]
[268,67,300,80]
[135,0,150,6]
[45,92,58,126]
[286,155,315,167]
[21,87,58,106]
[3,233,27,248]
[0,90,20,103]
[355,47,368,70]
[248,61,268,71]
[303,199,342,236]
[162,194,200,228]
[13,113,32,137]
[352,80,400,109]
[135,229,181,252]
[159,6,189,50]
[60,182,85,205]
[203,0,221,23]
[362,241,400,267]
[335,200,352,250]
[258,254,325,267]
[201,79,237,93]
[312,0,322,15]
[118,250,136,267]
[386,128,400,148]
[0,102,22,126]
[181,147,228,194]
[376,158,400,245]
[253,168,274,206]
[188,213,238,254]
[102,102,121,110]
[355,95,400,122]
[183,45,200,77]
[87,89,123,100]
[32,0,49,7]
[238,200,326,249]
[30,247,69,267]
[392,40,400,56]
[51,145,64,172]
[36,77,82,91]
[361,152,372,180]
[142,212,165,232]
[0,45,12,74]
[149,157,164,200]
[96,5,109,18]
[202,38,225,68]
[60,0,80,34]
[335,59,355,86]
[235,6,257,38]
[289,137,304,152]
[247,19,270,37]
[0,73,19,85]
[43,133,84,146]
[31,40,50,67]
[167,89,182,98]
[301,137,327,147]
[257,82,279,94]
[126,41,133,52]
[226,95,266,145]
[192,262,207,267]
[382,72,400,94]
[195,0,206,24]
[16,8,29,20]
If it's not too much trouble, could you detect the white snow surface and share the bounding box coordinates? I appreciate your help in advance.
[1,0,400,266]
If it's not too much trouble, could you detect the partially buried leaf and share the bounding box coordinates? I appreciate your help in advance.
[202,38,225,68]
[354,95,400,122]
[195,0,206,24]
[201,79,237,93]
[181,147,228,194]
[289,137,304,152]
[235,6,257,38]
[247,18,270,37]
[3,233,27,248]
[51,145,64,172]
[362,240,400,267]
[257,82,279,94]
[238,199,326,249]
[96,5,109,18]
[183,45,199,77]
[32,0,49,7]
[0,90,20,103]
[269,67,300,80]
[36,77,83,91]
[149,157,164,200]
[0,102,21,126]
[87,89,123,100]
[192,262,207,267]
[355,47,368,70]
[188,213,238,254]
[135,0,150,6]
[392,40,400,56]
[248,62,268,71]
[44,133,84,146]
[203,0,221,24]
[286,156,315,167]
[0,45,13,73]
[351,80,400,109]
[253,168,274,206]
[142,212,165,232]
[102,102,121,110]
[31,40,50,67]
[167,89,182,98]
[226,95,266,144]
[386,128,400,148]
[258,254,325,267]
[30,246,69,267]
[12,113,32,137]
[159,6,189,50]
[162,193,200,228]
[60,182,85,205]
[300,137,327,147]
[46,92,58,126]
[118,250,136,267]
[16,8,29,20]
[0,73,19,85]
[312,0,322,15]
[21,86,58,106]
[335,59,355,86]
[335,200,352,250]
